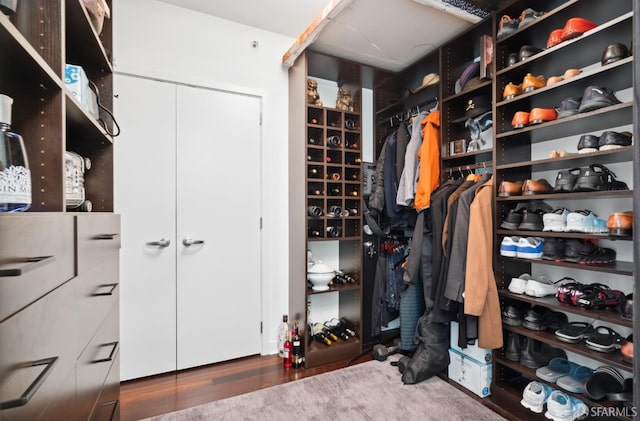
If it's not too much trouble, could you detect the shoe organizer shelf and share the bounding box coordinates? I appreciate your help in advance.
[289,51,367,368]
[491,0,635,418]
[439,17,494,176]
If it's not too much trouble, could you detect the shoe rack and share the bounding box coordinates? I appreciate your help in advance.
[491,0,635,419]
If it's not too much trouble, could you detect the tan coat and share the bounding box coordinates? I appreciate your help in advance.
[463,177,503,349]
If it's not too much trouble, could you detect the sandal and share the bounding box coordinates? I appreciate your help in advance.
[555,278,580,304]
[585,326,624,353]
[555,321,595,343]
[583,366,625,400]
[575,283,624,308]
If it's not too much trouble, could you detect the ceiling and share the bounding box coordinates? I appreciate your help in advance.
[156,0,511,72]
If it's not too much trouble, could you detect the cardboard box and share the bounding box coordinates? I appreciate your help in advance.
[448,348,492,397]
[65,64,89,108]
[450,321,492,364]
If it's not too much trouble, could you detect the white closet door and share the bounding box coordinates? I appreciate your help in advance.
[114,75,178,381]
[175,85,262,370]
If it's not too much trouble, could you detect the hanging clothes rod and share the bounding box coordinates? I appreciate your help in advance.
[446,161,493,178]
[385,96,439,128]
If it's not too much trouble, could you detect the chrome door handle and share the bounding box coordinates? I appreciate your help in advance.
[182,237,205,246]
[146,238,171,248]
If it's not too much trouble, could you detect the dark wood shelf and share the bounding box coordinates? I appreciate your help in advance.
[496,230,633,242]
[498,290,633,328]
[496,190,634,201]
[441,79,492,105]
[496,146,633,172]
[504,325,633,373]
[66,0,113,74]
[497,255,633,276]
[307,282,361,295]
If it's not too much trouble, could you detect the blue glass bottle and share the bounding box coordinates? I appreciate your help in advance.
[0,94,31,212]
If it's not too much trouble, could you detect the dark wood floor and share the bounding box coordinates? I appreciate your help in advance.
[120,353,373,420]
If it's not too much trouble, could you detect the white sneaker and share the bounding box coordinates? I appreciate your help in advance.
[544,390,588,421]
[508,273,532,294]
[543,208,569,232]
[525,275,558,297]
[521,381,555,413]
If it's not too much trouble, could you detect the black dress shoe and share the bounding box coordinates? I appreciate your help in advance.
[502,300,531,326]
[505,331,524,361]
[519,45,544,61]
[601,43,630,66]
[598,131,632,151]
[520,338,567,368]
[577,134,599,153]
[518,209,544,231]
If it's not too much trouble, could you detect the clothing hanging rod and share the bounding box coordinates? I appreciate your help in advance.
[446,161,493,178]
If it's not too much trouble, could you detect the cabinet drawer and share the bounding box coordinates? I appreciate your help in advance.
[0,281,76,421]
[0,214,75,322]
[75,254,119,357]
[76,214,121,275]
[89,352,120,421]
[76,304,119,420]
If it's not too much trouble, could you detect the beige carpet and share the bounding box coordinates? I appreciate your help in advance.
[144,356,506,421]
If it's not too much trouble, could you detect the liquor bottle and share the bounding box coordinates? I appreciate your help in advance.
[292,322,303,369]
[310,323,332,346]
[326,226,341,237]
[277,314,290,358]
[283,330,293,367]
[0,94,31,212]
[326,135,341,147]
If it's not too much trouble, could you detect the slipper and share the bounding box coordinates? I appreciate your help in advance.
[555,321,595,343]
[585,326,624,353]
[583,366,625,400]
[556,365,593,393]
[606,378,633,402]
[536,358,579,383]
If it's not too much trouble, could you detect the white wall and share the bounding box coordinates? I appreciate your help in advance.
[113,0,293,355]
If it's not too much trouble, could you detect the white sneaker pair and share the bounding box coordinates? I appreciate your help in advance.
[508,273,559,297]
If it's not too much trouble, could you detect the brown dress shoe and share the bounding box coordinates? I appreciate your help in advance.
[503,82,522,100]
[522,179,553,195]
[529,108,557,125]
[621,335,633,364]
[498,180,524,197]
[607,211,633,237]
[511,111,530,129]
[522,73,546,92]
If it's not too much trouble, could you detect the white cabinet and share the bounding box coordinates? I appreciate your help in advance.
[114,75,262,380]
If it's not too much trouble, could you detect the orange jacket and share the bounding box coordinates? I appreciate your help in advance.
[414,111,441,211]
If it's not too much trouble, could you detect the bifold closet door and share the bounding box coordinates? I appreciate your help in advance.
[175,85,262,370]
[115,76,262,380]
[115,75,178,381]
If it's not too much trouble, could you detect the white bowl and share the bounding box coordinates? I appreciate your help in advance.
[307,261,334,291]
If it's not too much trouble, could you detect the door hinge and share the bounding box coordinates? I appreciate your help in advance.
[260,322,263,333]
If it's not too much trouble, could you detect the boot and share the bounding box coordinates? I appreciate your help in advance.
[504,331,523,361]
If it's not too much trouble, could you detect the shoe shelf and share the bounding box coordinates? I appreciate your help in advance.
[497,255,633,276]
[497,230,632,242]
[495,101,632,142]
[307,282,361,295]
[441,79,492,105]
[498,290,633,328]
[504,324,632,373]
[496,190,634,202]
[495,146,633,172]
[494,355,631,416]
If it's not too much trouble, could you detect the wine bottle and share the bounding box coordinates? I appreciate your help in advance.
[339,317,358,337]
[277,314,289,358]
[283,330,293,367]
[308,188,323,196]
[328,172,341,181]
[324,321,350,341]
[308,229,322,237]
[345,119,356,130]
[326,226,341,237]
[328,205,342,217]
[292,322,303,369]
[310,323,332,346]
[326,135,341,147]
[308,206,323,217]
[322,326,339,342]
[334,271,356,284]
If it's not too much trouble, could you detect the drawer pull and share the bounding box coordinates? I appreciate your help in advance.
[94,233,119,240]
[92,283,118,296]
[0,255,55,277]
[93,342,119,364]
[0,356,58,410]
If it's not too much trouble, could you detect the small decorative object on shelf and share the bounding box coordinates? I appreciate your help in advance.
[307,78,323,106]
[336,86,355,112]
